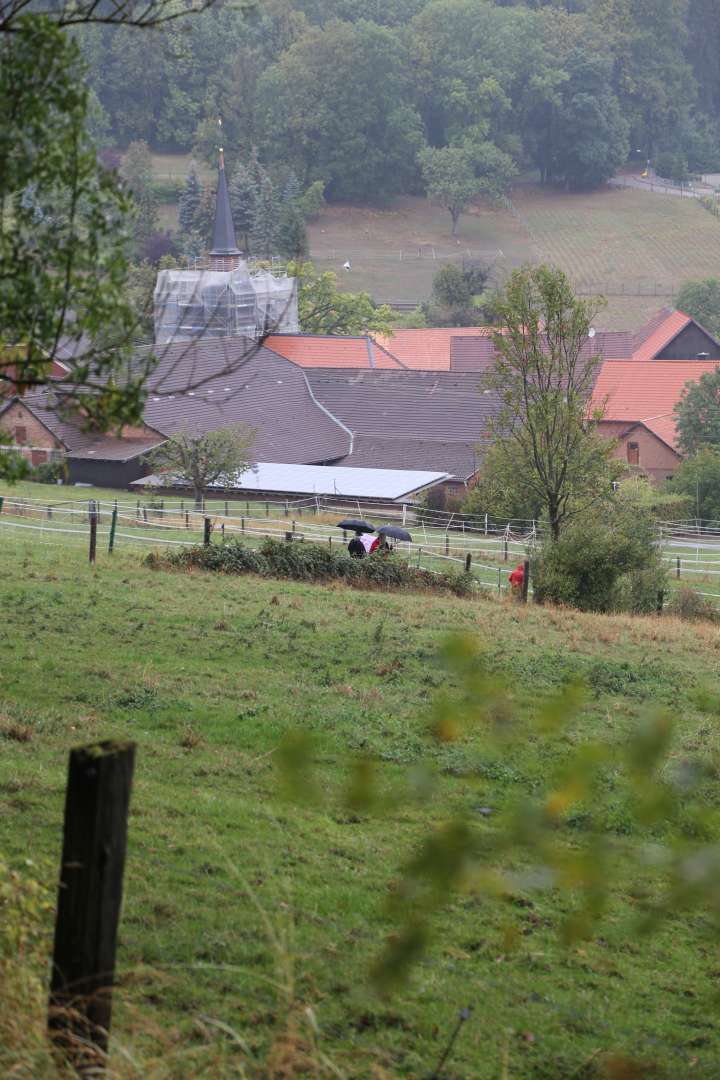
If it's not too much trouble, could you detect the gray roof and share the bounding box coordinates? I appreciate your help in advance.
[305,368,501,480]
[451,330,636,371]
[142,339,351,464]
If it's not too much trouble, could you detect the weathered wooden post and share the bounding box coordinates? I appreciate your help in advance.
[48,505,52,520]
[503,539,509,562]
[656,589,665,614]
[107,508,117,555]
[224,500,229,518]
[445,535,449,556]
[465,553,472,573]
[203,517,212,546]
[88,501,98,566]
[185,511,190,529]
[48,741,135,1074]
[676,557,681,579]
[521,559,530,603]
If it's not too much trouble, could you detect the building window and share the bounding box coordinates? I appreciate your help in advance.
[626,441,639,465]
[14,425,27,445]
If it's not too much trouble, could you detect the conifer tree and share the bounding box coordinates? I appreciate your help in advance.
[228,162,257,253]
[277,202,308,260]
[282,169,302,205]
[178,169,202,236]
[250,172,279,259]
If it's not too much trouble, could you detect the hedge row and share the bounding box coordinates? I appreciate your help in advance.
[147,537,475,597]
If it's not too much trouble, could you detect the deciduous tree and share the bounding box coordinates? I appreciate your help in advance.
[146,425,256,509]
[484,265,619,539]
[676,278,720,338]
[291,262,393,336]
[675,368,720,455]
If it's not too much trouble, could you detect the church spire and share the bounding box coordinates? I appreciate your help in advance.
[209,145,242,269]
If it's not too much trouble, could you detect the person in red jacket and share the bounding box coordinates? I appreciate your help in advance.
[508,562,525,595]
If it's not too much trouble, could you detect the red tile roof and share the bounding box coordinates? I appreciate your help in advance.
[374,327,494,371]
[592,360,720,448]
[265,334,405,369]
[631,309,692,362]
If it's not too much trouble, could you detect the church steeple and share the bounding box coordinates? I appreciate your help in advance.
[209,146,242,270]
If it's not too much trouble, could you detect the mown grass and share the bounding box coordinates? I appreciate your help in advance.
[2,528,720,1077]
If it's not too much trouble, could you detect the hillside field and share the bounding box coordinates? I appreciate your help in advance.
[153,155,720,329]
[2,517,720,1077]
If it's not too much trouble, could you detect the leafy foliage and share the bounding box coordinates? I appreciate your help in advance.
[154,536,475,596]
[145,426,256,509]
[532,504,666,613]
[667,448,720,519]
[484,265,621,539]
[290,261,393,335]
[0,17,145,436]
[675,370,720,455]
[675,277,720,338]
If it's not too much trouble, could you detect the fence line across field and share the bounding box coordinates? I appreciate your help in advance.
[0,513,516,592]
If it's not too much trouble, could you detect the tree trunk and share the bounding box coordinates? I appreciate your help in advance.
[194,488,204,512]
[450,208,460,236]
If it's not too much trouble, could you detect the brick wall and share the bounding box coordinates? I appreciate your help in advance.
[0,402,62,463]
[598,422,680,485]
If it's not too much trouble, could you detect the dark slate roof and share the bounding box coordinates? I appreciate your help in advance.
[305,368,502,479]
[142,339,351,464]
[337,436,482,480]
[210,149,241,257]
[0,391,163,461]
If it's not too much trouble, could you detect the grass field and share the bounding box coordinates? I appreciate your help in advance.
[3,487,720,1077]
[149,149,720,328]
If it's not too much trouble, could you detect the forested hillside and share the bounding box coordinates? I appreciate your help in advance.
[80,0,720,202]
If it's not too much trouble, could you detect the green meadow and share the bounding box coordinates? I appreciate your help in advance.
[2,523,720,1077]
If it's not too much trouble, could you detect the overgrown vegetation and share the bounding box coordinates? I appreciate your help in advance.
[532,504,666,614]
[149,536,475,596]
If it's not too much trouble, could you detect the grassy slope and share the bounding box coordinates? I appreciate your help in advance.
[2,533,720,1077]
[152,149,720,327]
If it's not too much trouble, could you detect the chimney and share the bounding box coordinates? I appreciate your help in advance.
[208,147,242,271]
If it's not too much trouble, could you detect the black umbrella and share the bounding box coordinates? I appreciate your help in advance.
[337,518,375,534]
[378,525,413,542]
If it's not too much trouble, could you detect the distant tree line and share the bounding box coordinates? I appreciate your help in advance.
[78,0,720,204]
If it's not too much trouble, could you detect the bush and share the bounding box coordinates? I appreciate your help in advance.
[149,177,184,201]
[149,537,474,597]
[532,508,665,613]
[666,585,720,623]
[29,459,66,484]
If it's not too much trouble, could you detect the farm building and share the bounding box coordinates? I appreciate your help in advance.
[133,461,449,506]
[2,305,718,490]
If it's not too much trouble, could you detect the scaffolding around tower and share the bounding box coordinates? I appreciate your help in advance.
[153,147,299,344]
[153,263,298,344]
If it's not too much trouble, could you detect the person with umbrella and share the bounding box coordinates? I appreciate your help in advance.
[372,524,413,554]
[337,518,376,558]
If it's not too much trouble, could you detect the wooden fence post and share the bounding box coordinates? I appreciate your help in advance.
[107,508,117,554]
[48,741,135,1074]
[203,518,212,546]
[656,589,665,615]
[88,501,98,566]
[676,557,681,579]
[465,553,472,572]
[521,559,530,603]
[445,535,449,556]
[185,511,190,529]
[503,540,509,562]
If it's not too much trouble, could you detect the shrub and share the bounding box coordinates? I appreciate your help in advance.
[666,585,720,623]
[149,538,474,597]
[29,459,66,484]
[532,507,665,613]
